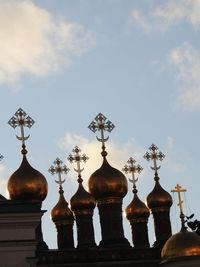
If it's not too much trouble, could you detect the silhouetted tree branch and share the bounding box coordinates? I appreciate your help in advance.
[185,214,200,236]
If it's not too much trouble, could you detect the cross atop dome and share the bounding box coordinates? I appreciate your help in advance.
[123,157,143,193]
[48,158,70,192]
[171,184,187,227]
[8,108,35,154]
[88,113,115,157]
[144,144,165,179]
[68,146,89,183]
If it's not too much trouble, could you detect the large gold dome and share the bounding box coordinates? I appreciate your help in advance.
[126,193,150,221]
[51,191,74,223]
[88,157,128,200]
[7,155,48,203]
[147,180,172,210]
[70,183,95,213]
[161,227,200,261]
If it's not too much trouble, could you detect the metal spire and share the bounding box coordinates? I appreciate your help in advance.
[68,146,89,183]
[171,184,187,227]
[88,113,115,156]
[8,108,35,154]
[48,158,70,192]
[122,157,143,193]
[144,144,165,178]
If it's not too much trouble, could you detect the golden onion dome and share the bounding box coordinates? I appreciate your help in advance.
[88,157,128,200]
[126,193,150,221]
[51,190,74,223]
[147,179,172,210]
[7,155,48,203]
[70,183,95,212]
[161,227,200,262]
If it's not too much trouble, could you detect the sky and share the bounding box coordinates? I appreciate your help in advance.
[0,0,200,248]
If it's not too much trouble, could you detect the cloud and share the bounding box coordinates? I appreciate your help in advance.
[0,164,9,198]
[167,136,176,150]
[169,43,200,111]
[58,133,145,189]
[58,133,188,198]
[0,1,95,84]
[131,0,200,32]
[164,137,185,173]
[131,10,151,33]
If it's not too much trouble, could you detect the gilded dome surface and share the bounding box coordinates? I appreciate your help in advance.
[147,180,172,209]
[70,183,95,212]
[161,228,200,261]
[88,157,128,200]
[51,192,74,223]
[126,194,150,220]
[7,155,48,203]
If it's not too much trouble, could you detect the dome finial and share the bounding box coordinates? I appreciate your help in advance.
[68,146,88,183]
[88,113,115,157]
[48,158,70,193]
[144,144,165,180]
[122,157,143,194]
[8,108,35,155]
[171,183,187,229]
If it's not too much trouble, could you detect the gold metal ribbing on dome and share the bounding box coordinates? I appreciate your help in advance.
[171,184,187,227]
[68,146,89,183]
[48,158,70,192]
[122,157,143,193]
[8,108,35,154]
[144,144,165,180]
[88,113,115,157]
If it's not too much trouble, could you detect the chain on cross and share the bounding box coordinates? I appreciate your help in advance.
[88,113,115,153]
[144,144,165,174]
[122,157,143,192]
[8,108,35,147]
[48,158,70,190]
[68,146,89,182]
[171,184,187,226]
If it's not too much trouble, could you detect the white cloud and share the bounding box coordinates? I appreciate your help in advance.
[164,137,185,173]
[131,10,151,33]
[58,133,188,196]
[0,164,9,198]
[0,1,95,84]
[167,136,176,149]
[169,43,200,111]
[58,133,144,189]
[131,0,200,32]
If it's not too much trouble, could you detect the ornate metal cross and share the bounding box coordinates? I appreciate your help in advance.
[48,158,70,189]
[88,113,115,151]
[122,157,143,191]
[68,146,88,182]
[8,108,35,147]
[144,144,165,173]
[171,184,187,215]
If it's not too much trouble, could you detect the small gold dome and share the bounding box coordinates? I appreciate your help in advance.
[147,180,172,210]
[126,193,150,221]
[88,157,128,200]
[7,155,48,203]
[51,191,74,223]
[161,228,200,261]
[70,183,95,212]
